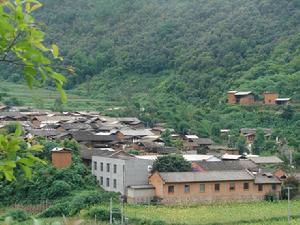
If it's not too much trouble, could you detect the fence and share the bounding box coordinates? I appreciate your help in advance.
[10,199,52,214]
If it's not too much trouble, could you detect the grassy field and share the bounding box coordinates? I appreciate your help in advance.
[125,200,300,225]
[0,80,118,112]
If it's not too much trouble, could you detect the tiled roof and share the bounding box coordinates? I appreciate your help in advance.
[254,173,281,184]
[248,156,283,164]
[159,170,254,183]
[196,160,257,171]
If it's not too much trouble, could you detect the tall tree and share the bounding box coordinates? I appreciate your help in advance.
[252,129,265,155]
[0,0,65,181]
[152,154,191,172]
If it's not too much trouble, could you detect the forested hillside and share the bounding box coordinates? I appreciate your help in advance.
[1,0,300,140]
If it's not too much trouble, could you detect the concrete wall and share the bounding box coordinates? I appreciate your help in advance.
[92,156,126,194]
[125,158,153,188]
[127,188,155,204]
[149,174,280,204]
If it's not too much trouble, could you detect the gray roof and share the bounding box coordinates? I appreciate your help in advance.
[197,160,257,171]
[119,129,154,137]
[254,173,281,184]
[71,131,117,142]
[61,123,92,130]
[28,129,62,137]
[159,170,254,183]
[207,145,238,151]
[196,138,214,145]
[248,156,283,164]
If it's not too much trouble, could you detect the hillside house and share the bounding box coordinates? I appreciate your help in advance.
[240,128,272,143]
[149,170,281,204]
[227,91,255,105]
[92,151,153,195]
[183,135,214,151]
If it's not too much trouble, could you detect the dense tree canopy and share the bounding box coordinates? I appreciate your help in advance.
[152,155,192,172]
[0,0,299,143]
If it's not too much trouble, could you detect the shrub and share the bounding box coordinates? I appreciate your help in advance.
[39,202,70,218]
[5,209,29,222]
[83,206,110,221]
[69,191,114,215]
[48,180,71,199]
[265,192,278,202]
[151,220,167,225]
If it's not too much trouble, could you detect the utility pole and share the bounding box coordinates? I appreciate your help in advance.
[110,197,113,224]
[121,195,124,225]
[286,186,293,223]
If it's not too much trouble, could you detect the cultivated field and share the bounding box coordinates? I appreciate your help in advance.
[0,80,117,112]
[125,200,300,225]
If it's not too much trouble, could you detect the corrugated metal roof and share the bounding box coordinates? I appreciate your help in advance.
[234,91,252,96]
[159,170,254,183]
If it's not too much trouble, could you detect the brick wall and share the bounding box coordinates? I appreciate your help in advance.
[263,93,279,105]
[52,151,72,169]
[149,174,280,204]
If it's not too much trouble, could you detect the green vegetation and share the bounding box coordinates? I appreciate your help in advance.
[1,0,300,146]
[0,80,117,111]
[125,201,300,225]
[0,124,45,181]
[152,154,191,172]
[0,0,67,101]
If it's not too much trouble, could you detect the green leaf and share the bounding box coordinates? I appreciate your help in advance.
[30,3,42,12]
[52,44,59,58]
[20,165,32,179]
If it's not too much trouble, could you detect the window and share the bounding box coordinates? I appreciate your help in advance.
[168,185,174,194]
[184,184,190,193]
[272,184,277,191]
[258,184,263,191]
[229,183,235,191]
[199,183,205,193]
[93,161,97,170]
[106,178,110,187]
[215,183,220,192]
[100,176,103,185]
[113,179,117,188]
[100,162,103,171]
[106,163,110,172]
[114,164,117,173]
[243,182,249,191]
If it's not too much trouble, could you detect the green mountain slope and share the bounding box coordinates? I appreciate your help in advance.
[1,0,300,139]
